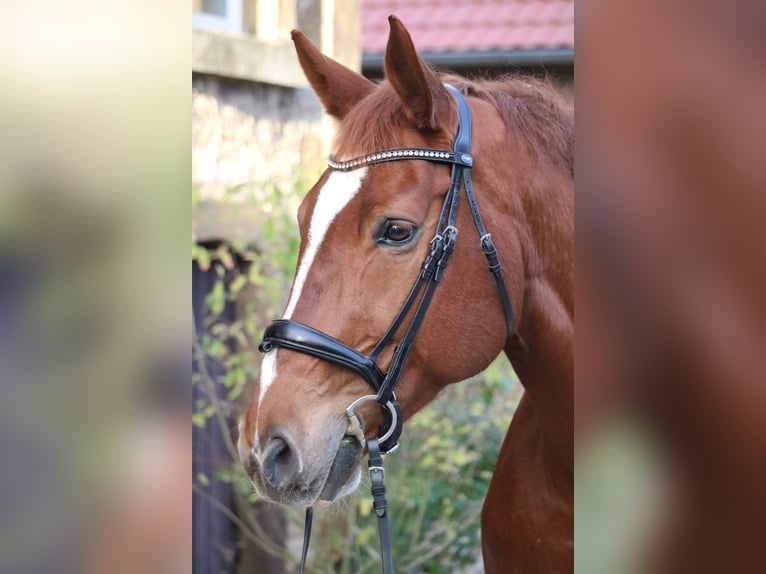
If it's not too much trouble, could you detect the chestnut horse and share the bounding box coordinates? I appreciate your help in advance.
[239,16,573,573]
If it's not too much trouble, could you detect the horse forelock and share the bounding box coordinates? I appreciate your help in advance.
[334,82,455,159]
[334,83,411,158]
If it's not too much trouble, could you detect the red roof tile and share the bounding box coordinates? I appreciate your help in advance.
[362,0,574,54]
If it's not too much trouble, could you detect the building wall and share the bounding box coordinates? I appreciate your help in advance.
[192,74,324,202]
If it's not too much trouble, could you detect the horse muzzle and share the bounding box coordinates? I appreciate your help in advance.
[244,424,364,505]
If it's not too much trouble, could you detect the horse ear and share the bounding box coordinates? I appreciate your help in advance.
[291,30,376,120]
[384,15,453,131]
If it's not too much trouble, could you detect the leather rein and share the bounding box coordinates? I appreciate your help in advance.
[258,84,513,573]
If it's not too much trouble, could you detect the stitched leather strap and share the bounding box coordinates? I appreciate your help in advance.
[259,320,385,391]
[367,438,394,574]
[299,506,313,574]
[462,164,514,341]
[374,226,456,406]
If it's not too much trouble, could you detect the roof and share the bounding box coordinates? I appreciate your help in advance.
[362,0,574,68]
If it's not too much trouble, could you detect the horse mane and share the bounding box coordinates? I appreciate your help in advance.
[335,72,574,178]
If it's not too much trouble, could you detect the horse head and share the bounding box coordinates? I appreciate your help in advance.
[239,16,525,506]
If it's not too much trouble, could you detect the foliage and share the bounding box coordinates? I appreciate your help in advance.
[192,178,520,573]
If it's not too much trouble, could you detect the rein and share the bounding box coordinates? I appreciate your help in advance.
[258,84,513,573]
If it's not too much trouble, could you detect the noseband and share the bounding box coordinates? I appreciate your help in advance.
[257,84,514,573]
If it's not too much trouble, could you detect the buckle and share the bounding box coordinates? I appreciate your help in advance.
[368,465,385,480]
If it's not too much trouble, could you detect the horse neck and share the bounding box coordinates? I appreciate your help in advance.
[505,158,574,465]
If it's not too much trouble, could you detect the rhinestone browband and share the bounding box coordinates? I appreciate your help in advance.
[328,147,473,172]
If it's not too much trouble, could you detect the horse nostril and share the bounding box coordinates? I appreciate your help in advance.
[261,435,300,491]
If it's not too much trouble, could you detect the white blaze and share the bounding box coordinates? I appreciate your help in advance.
[283,168,368,319]
[257,168,368,406]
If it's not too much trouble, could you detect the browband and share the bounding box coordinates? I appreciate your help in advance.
[328,148,473,172]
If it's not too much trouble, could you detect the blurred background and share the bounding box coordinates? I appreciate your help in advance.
[0,1,190,573]
[192,1,572,572]
[577,2,766,572]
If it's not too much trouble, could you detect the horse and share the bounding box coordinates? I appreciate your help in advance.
[238,16,573,573]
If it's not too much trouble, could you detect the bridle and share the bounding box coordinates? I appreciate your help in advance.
[257,84,514,573]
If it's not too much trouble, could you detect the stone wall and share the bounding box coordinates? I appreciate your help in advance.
[192,74,325,202]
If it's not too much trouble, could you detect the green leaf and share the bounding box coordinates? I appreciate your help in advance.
[192,412,206,427]
[229,274,247,295]
[193,244,211,271]
[206,280,226,316]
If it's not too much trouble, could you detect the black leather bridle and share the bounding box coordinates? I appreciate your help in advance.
[257,84,514,574]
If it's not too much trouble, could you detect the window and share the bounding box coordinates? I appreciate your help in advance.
[192,0,242,34]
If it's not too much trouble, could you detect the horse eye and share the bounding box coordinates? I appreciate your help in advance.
[380,220,416,245]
